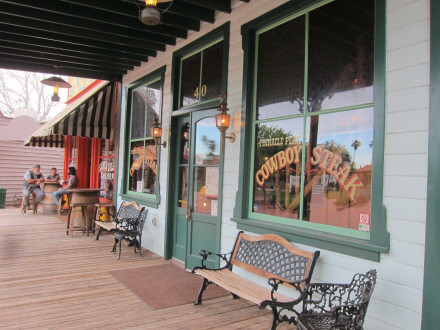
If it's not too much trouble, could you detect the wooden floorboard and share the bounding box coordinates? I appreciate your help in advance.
[0,208,295,329]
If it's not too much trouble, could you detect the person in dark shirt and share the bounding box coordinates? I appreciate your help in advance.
[52,167,78,206]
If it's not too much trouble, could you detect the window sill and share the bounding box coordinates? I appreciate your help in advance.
[119,193,159,209]
[231,216,389,261]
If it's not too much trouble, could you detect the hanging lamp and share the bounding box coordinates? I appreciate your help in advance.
[138,0,173,26]
[41,76,72,102]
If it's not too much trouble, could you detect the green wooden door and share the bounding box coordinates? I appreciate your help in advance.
[171,109,223,270]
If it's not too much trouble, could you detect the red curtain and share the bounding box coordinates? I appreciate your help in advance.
[76,137,90,188]
[90,138,101,189]
[63,136,72,181]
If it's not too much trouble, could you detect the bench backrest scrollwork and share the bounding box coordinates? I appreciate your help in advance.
[230,232,320,286]
[115,201,147,239]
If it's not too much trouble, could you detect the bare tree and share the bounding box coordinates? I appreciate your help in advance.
[0,69,67,122]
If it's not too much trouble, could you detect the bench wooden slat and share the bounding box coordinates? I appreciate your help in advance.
[95,221,116,231]
[194,268,294,305]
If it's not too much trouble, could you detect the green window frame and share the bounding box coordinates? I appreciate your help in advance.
[233,0,389,261]
[120,66,166,208]
[171,23,230,112]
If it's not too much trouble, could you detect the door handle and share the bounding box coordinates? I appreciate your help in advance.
[186,206,193,221]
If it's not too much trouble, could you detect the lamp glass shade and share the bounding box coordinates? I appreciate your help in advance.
[216,113,230,132]
[41,76,71,88]
[152,126,162,139]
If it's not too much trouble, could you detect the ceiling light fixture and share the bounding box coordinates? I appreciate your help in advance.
[138,0,173,26]
[41,76,71,102]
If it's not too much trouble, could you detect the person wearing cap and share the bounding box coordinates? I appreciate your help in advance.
[22,164,45,210]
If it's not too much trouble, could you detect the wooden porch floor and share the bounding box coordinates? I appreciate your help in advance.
[0,208,294,329]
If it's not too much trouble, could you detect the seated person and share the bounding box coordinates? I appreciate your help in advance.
[52,167,78,206]
[45,167,61,182]
[22,164,45,210]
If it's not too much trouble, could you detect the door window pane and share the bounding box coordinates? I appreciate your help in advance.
[178,166,188,208]
[193,167,219,216]
[194,117,220,165]
[180,122,190,164]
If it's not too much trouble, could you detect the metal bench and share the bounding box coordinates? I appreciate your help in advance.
[95,201,147,259]
[192,231,320,329]
[296,269,377,330]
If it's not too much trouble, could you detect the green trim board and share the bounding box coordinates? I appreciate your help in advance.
[233,0,389,261]
[422,0,440,328]
[165,23,230,260]
[120,66,166,208]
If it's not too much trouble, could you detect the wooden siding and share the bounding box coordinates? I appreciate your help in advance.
[0,115,64,207]
[0,141,64,207]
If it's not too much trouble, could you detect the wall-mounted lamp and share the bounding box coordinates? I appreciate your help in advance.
[41,76,71,102]
[215,93,235,143]
[139,0,173,26]
[151,115,167,149]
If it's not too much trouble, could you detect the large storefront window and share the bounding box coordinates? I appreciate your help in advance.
[122,67,165,206]
[236,0,389,260]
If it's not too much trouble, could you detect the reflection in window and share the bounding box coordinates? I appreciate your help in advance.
[99,139,115,201]
[127,75,163,197]
[193,167,218,216]
[129,140,157,194]
[194,117,220,165]
[251,0,375,234]
[193,117,220,216]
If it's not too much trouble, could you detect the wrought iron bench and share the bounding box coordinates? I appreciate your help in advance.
[192,231,320,329]
[94,201,148,259]
[296,269,377,330]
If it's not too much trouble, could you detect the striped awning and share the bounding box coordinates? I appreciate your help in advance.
[25,81,117,147]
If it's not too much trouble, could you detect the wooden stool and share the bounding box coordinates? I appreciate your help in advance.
[21,193,37,214]
[66,202,92,237]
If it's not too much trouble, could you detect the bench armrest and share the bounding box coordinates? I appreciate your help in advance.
[195,249,232,270]
[267,277,306,298]
[114,217,141,231]
[259,278,308,312]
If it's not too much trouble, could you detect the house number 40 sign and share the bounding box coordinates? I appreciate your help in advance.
[194,85,207,98]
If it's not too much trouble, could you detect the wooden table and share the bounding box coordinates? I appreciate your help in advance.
[66,188,102,237]
[41,182,62,214]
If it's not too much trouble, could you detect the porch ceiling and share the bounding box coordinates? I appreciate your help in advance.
[0,0,249,81]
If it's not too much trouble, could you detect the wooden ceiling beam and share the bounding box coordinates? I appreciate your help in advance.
[0,25,152,62]
[0,0,177,46]
[0,13,165,52]
[0,60,123,81]
[0,44,135,72]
